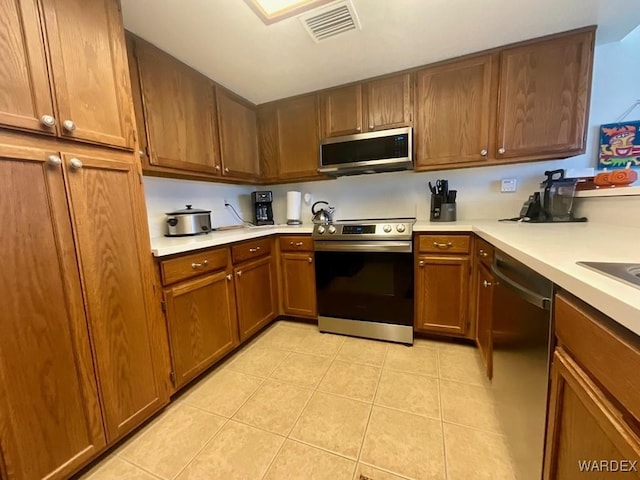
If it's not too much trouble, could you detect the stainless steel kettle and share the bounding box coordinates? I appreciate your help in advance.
[311,201,335,225]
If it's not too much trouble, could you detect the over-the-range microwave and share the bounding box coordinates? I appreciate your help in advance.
[318,127,413,177]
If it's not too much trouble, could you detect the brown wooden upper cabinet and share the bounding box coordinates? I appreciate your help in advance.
[258,94,321,181]
[415,55,496,169]
[321,74,413,138]
[414,27,594,170]
[0,0,135,149]
[320,84,363,137]
[131,37,221,175]
[497,29,594,161]
[363,73,413,132]
[217,88,260,181]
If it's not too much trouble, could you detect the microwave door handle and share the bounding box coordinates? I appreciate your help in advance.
[490,260,551,310]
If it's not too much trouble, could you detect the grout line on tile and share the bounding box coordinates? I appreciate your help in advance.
[355,343,387,465]
[287,349,338,435]
[357,460,415,480]
[438,373,448,480]
[370,400,441,422]
[441,419,507,437]
[113,456,166,480]
[380,365,440,379]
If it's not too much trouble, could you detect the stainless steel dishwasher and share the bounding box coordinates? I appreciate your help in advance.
[491,250,553,480]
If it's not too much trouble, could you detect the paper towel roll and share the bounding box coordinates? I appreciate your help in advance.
[286,191,302,225]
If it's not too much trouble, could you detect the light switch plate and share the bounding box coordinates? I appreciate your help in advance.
[501,178,517,193]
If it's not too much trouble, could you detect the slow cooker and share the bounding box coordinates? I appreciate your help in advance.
[165,205,212,236]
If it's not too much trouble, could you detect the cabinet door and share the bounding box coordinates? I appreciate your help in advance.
[321,84,363,137]
[0,147,105,480]
[62,152,168,442]
[0,0,56,135]
[164,271,239,388]
[41,0,135,149]
[135,39,220,174]
[278,94,320,179]
[544,349,640,479]
[364,74,412,131]
[234,256,277,341]
[217,88,260,180]
[415,255,470,336]
[497,30,594,160]
[281,252,317,317]
[415,55,495,168]
[476,263,494,379]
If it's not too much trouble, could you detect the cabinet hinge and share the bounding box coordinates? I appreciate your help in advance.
[169,371,176,386]
[160,300,166,313]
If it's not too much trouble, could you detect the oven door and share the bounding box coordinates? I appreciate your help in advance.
[314,240,414,343]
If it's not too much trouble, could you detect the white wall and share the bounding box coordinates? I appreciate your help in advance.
[144,27,640,234]
[144,177,254,237]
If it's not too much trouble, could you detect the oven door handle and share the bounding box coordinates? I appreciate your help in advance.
[314,241,413,253]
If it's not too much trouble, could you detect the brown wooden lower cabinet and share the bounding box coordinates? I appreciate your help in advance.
[544,292,640,479]
[0,141,168,480]
[415,252,471,337]
[280,252,317,317]
[234,255,278,341]
[0,146,106,480]
[475,262,495,379]
[164,270,239,388]
[544,348,640,479]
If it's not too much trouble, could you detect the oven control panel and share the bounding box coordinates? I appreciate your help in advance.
[312,220,414,240]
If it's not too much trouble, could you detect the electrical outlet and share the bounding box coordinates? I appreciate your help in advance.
[501,178,517,193]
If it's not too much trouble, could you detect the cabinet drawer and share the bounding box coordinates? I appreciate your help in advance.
[418,235,470,254]
[475,237,495,267]
[555,292,640,423]
[160,247,229,286]
[232,238,272,263]
[279,236,313,252]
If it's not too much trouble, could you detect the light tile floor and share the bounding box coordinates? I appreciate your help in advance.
[80,321,516,480]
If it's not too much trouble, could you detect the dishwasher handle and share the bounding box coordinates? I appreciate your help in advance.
[491,259,552,310]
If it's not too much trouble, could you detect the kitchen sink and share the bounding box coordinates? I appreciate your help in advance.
[577,262,640,288]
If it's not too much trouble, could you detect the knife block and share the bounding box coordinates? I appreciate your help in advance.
[430,194,456,222]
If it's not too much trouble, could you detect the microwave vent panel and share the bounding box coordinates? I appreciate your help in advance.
[300,0,361,43]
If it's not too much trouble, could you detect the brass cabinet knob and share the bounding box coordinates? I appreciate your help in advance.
[226,274,232,281]
[69,158,83,169]
[308,257,313,263]
[480,149,488,156]
[498,147,506,154]
[41,115,56,127]
[62,120,76,132]
[46,155,62,166]
[419,260,425,267]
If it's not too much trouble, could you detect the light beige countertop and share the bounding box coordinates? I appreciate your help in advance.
[417,219,640,337]
[151,219,640,336]
[151,224,314,257]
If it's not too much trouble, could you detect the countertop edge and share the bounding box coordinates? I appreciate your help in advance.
[149,221,640,337]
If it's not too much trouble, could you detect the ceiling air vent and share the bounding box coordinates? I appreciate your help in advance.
[300,0,361,43]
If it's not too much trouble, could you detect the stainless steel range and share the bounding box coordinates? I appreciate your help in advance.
[313,218,416,344]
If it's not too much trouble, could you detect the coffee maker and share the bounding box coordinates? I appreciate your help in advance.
[251,191,274,225]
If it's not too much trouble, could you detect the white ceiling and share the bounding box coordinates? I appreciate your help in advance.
[122,0,640,105]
